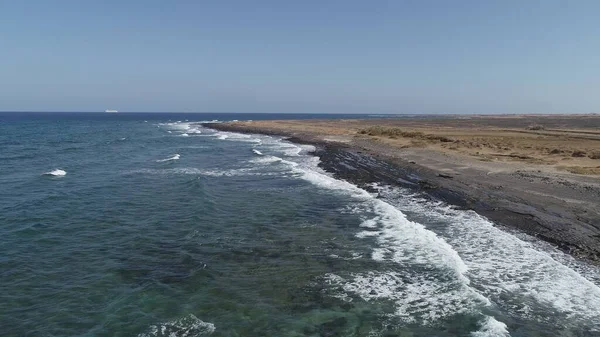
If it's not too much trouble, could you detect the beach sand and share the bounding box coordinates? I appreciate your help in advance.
[204,115,600,265]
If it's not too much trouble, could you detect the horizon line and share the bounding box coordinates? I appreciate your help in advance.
[1,111,599,115]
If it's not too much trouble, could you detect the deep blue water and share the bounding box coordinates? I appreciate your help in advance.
[1,113,600,337]
[0,112,397,123]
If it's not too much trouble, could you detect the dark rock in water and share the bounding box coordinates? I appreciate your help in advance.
[437,173,454,179]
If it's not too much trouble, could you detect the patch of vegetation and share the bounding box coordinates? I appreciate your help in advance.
[358,126,423,138]
[588,151,600,159]
[358,126,454,142]
[558,166,600,175]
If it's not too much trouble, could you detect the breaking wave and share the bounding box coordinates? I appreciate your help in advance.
[372,184,600,330]
[138,314,214,337]
[156,154,180,162]
[43,169,66,176]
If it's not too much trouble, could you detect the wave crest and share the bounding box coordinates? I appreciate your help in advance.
[138,314,215,337]
[157,154,180,162]
[43,169,66,176]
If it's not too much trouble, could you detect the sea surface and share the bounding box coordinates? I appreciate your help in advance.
[1,112,600,337]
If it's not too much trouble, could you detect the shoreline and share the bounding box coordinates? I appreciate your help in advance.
[202,119,600,266]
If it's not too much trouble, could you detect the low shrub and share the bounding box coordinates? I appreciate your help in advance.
[357,126,453,142]
[588,151,600,159]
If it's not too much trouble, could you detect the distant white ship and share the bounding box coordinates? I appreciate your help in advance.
[105,109,118,113]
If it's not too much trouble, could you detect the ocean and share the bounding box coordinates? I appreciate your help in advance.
[1,112,599,337]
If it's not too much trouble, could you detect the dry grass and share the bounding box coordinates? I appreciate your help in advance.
[589,151,600,160]
[358,126,454,142]
[352,125,600,175]
[227,116,600,176]
[558,166,600,175]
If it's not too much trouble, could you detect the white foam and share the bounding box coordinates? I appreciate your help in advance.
[258,138,315,158]
[156,154,180,162]
[374,184,600,330]
[283,146,302,156]
[471,316,510,337]
[248,155,282,164]
[324,272,486,325]
[269,142,303,156]
[158,122,204,136]
[252,149,263,155]
[211,131,262,143]
[44,169,66,176]
[137,314,215,337]
[278,151,495,325]
[158,122,191,131]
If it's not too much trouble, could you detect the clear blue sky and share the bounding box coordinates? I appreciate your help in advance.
[1,1,599,113]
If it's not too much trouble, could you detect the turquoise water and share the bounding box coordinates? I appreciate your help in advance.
[1,113,600,336]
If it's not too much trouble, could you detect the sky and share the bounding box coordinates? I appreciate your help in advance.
[1,1,599,114]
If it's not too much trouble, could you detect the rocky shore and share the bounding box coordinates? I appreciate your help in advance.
[202,118,600,265]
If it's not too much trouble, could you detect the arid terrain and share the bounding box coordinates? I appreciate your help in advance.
[221,115,600,175]
[205,114,600,264]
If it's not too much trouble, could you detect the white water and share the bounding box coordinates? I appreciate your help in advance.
[156,154,180,162]
[373,185,600,330]
[138,314,215,337]
[157,122,202,136]
[43,169,66,176]
[212,131,261,143]
[471,317,510,337]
